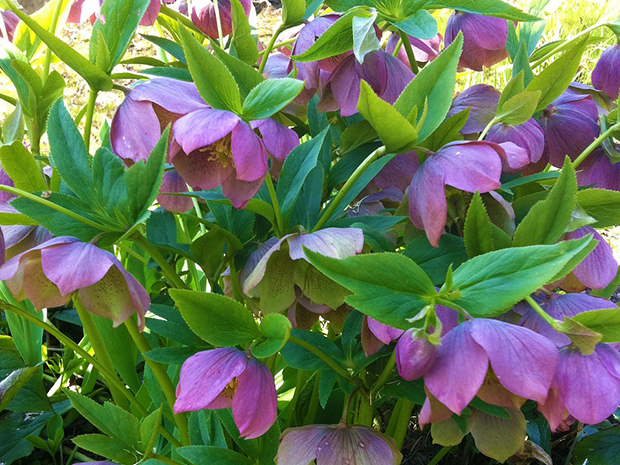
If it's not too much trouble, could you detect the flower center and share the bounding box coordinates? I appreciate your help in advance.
[201,134,233,168]
[222,377,239,399]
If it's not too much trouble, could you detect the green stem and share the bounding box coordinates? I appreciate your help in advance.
[391,37,403,57]
[312,145,388,232]
[74,300,129,409]
[83,90,98,153]
[371,350,396,398]
[124,318,190,446]
[258,36,297,55]
[531,23,601,69]
[211,0,225,46]
[42,0,65,79]
[478,117,498,141]
[302,372,321,425]
[428,446,451,465]
[392,399,413,450]
[572,121,620,169]
[525,295,560,329]
[0,301,183,447]
[356,392,373,427]
[385,398,403,437]
[285,369,309,428]
[288,335,355,384]
[264,174,285,237]
[228,257,244,304]
[133,232,188,289]
[259,24,285,74]
[0,185,113,232]
[399,30,419,74]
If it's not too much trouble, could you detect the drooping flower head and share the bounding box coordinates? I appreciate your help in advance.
[0,237,148,328]
[385,32,443,68]
[592,42,620,100]
[577,147,620,191]
[191,0,252,39]
[445,12,508,71]
[175,347,277,439]
[447,84,500,135]
[485,118,545,172]
[277,423,403,465]
[157,170,193,213]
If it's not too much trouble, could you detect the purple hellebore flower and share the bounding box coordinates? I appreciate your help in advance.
[395,330,437,381]
[385,32,443,67]
[318,50,414,117]
[423,319,559,414]
[577,148,620,191]
[361,316,404,356]
[0,237,148,328]
[111,77,207,164]
[191,0,252,39]
[175,347,277,439]
[373,151,419,194]
[277,423,403,465]
[485,118,545,172]
[537,90,600,168]
[408,141,522,247]
[447,84,501,135]
[445,12,508,71]
[157,170,193,213]
[67,0,161,25]
[560,226,618,291]
[0,10,19,42]
[592,43,620,100]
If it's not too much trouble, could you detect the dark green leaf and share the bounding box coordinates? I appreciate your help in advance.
[143,347,200,365]
[389,10,438,40]
[72,434,137,465]
[242,78,305,119]
[403,234,469,286]
[210,41,264,97]
[464,191,494,257]
[142,34,186,63]
[280,328,347,370]
[0,366,37,412]
[573,427,620,465]
[0,410,54,464]
[178,445,254,465]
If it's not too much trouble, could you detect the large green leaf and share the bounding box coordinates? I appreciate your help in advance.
[0,142,46,192]
[169,289,260,346]
[494,90,540,126]
[242,78,305,120]
[178,446,254,465]
[282,0,306,26]
[450,236,594,317]
[576,189,620,228]
[210,41,264,97]
[573,427,620,465]
[305,249,436,329]
[424,0,540,21]
[252,314,292,358]
[394,32,463,142]
[388,10,438,40]
[464,192,495,257]
[403,234,469,286]
[230,0,259,65]
[570,308,620,343]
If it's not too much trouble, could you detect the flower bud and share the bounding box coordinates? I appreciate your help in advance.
[395,329,438,381]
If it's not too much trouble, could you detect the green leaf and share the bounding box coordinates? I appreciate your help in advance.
[169,289,260,346]
[450,236,594,317]
[424,0,540,21]
[143,347,199,365]
[468,408,527,463]
[495,90,540,125]
[573,427,620,465]
[282,0,306,26]
[0,142,46,192]
[357,80,418,152]
[403,234,469,286]
[242,78,305,119]
[352,11,380,62]
[0,366,37,412]
[142,34,186,63]
[253,314,292,358]
[576,189,620,228]
[140,405,163,454]
[1,102,25,144]
[464,192,495,258]
[498,72,524,110]
[0,212,38,226]
[394,32,463,142]
[280,328,347,370]
[230,0,259,65]
[8,6,112,91]
[48,99,95,202]
[557,316,602,355]
[90,0,149,71]
[513,158,577,246]
[305,249,436,329]
[0,410,54,464]
[179,25,242,113]
[389,10,438,40]
[525,35,589,111]
[178,445,254,465]
[512,40,534,85]
[72,434,137,465]
[570,308,620,343]
[210,40,264,98]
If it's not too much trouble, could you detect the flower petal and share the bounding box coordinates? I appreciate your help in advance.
[233,358,277,438]
[231,122,268,182]
[277,425,329,465]
[287,228,364,261]
[253,119,300,162]
[173,109,240,155]
[564,226,618,289]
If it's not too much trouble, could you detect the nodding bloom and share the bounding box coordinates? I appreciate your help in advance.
[0,10,19,42]
[592,43,620,100]
[361,317,404,356]
[277,423,403,465]
[175,347,277,439]
[422,318,558,415]
[318,50,414,117]
[0,237,148,328]
[577,147,620,191]
[447,84,500,135]
[395,330,437,381]
[157,170,193,213]
[67,0,162,25]
[190,0,252,39]
[385,32,442,67]
[408,141,526,247]
[537,90,600,168]
[485,118,545,172]
[445,11,508,71]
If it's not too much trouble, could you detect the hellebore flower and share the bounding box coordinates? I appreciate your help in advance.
[592,43,620,100]
[537,91,600,167]
[319,50,414,117]
[361,317,404,356]
[241,228,364,314]
[396,330,437,381]
[423,319,558,414]
[408,141,523,247]
[277,423,403,465]
[577,148,620,191]
[157,170,193,213]
[0,10,19,42]
[0,237,148,328]
[191,0,252,39]
[175,347,277,439]
[385,32,442,67]
[447,84,500,135]
[485,118,545,171]
[111,78,207,164]
[373,151,419,194]
[445,12,508,71]
[67,0,161,25]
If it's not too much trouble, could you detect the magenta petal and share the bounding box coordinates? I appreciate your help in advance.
[592,43,620,100]
[253,119,300,162]
[242,235,293,293]
[436,141,502,193]
[316,426,401,465]
[233,358,277,438]
[287,228,364,261]
[40,242,115,296]
[231,122,268,182]
[326,55,361,117]
[110,98,160,163]
[173,109,240,155]
[221,175,265,209]
[367,318,404,345]
[374,151,419,193]
[408,159,447,247]
[175,348,247,413]
[470,319,558,403]
[494,142,530,173]
[424,322,489,414]
[486,119,545,165]
[277,426,329,465]
[140,0,161,25]
[395,330,438,381]
[129,78,206,113]
[564,226,618,289]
